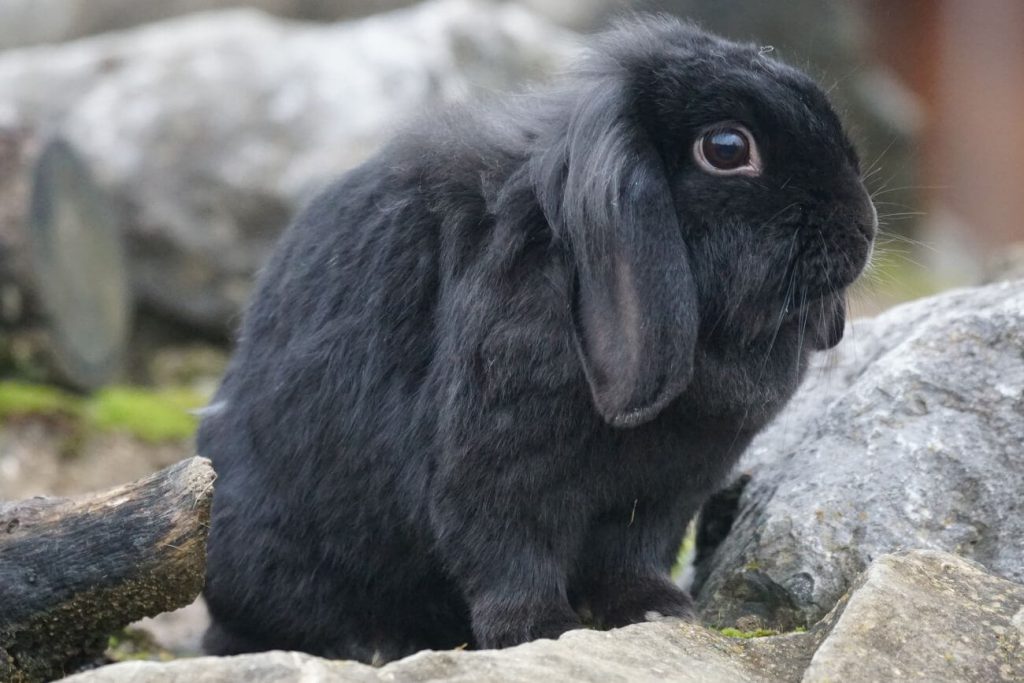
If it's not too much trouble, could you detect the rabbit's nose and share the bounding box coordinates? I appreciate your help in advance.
[858,195,879,241]
[848,179,878,242]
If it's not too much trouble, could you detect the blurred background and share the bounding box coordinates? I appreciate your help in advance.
[0,0,1022,512]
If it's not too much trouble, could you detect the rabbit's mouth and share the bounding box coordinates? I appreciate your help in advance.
[792,213,876,301]
[786,181,878,297]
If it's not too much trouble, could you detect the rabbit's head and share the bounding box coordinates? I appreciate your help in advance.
[532,17,876,428]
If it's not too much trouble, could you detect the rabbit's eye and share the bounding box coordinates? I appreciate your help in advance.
[703,130,748,167]
[694,125,762,176]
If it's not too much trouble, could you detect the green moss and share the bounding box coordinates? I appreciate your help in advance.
[87,387,203,443]
[0,381,80,419]
[670,521,697,580]
[719,627,780,639]
[718,625,806,639]
[0,381,204,443]
[106,629,174,663]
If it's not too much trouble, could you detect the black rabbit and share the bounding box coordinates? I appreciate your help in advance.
[200,15,876,662]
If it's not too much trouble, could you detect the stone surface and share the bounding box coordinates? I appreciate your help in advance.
[130,599,211,658]
[0,0,577,333]
[985,243,1024,284]
[0,0,416,50]
[694,280,1024,630]
[61,550,1024,682]
[65,619,806,683]
[0,130,131,388]
[802,551,1023,683]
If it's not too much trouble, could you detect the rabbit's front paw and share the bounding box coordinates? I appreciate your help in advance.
[471,600,581,649]
[592,575,694,628]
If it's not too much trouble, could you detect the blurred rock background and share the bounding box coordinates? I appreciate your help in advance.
[0,0,1021,661]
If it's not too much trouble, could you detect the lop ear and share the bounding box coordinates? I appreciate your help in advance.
[811,295,846,350]
[533,81,699,428]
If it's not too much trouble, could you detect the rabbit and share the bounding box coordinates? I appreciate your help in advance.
[199,15,877,663]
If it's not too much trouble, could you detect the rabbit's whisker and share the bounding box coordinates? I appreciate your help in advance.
[869,184,946,198]
[872,244,929,272]
[875,231,937,254]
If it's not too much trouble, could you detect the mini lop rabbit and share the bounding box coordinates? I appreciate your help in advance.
[200,16,876,662]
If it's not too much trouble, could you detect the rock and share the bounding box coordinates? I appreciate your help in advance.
[63,619,812,683]
[802,550,1023,683]
[0,1,578,334]
[694,280,1024,630]
[65,651,375,683]
[984,243,1024,283]
[0,0,416,50]
[130,599,211,657]
[0,133,131,389]
[59,550,1024,682]
[517,0,620,30]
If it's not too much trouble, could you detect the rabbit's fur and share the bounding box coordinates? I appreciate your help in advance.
[200,16,876,661]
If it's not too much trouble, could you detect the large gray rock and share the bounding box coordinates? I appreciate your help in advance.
[0,1,577,333]
[66,620,807,683]
[802,550,1023,683]
[694,280,1024,630]
[0,0,416,50]
[61,550,1024,682]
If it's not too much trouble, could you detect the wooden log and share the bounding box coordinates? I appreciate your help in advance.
[0,457,215,683]
[0,129,131,389]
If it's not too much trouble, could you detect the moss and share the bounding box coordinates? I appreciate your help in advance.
[0,381,204,443]
[0,381,80,419]
[670,521,697,580]
[87,387,203,443]
[106,629,174,663]
[719,627,780,639]
[719,625,806,639]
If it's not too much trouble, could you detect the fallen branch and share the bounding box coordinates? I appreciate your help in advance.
[0,457,215,682]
